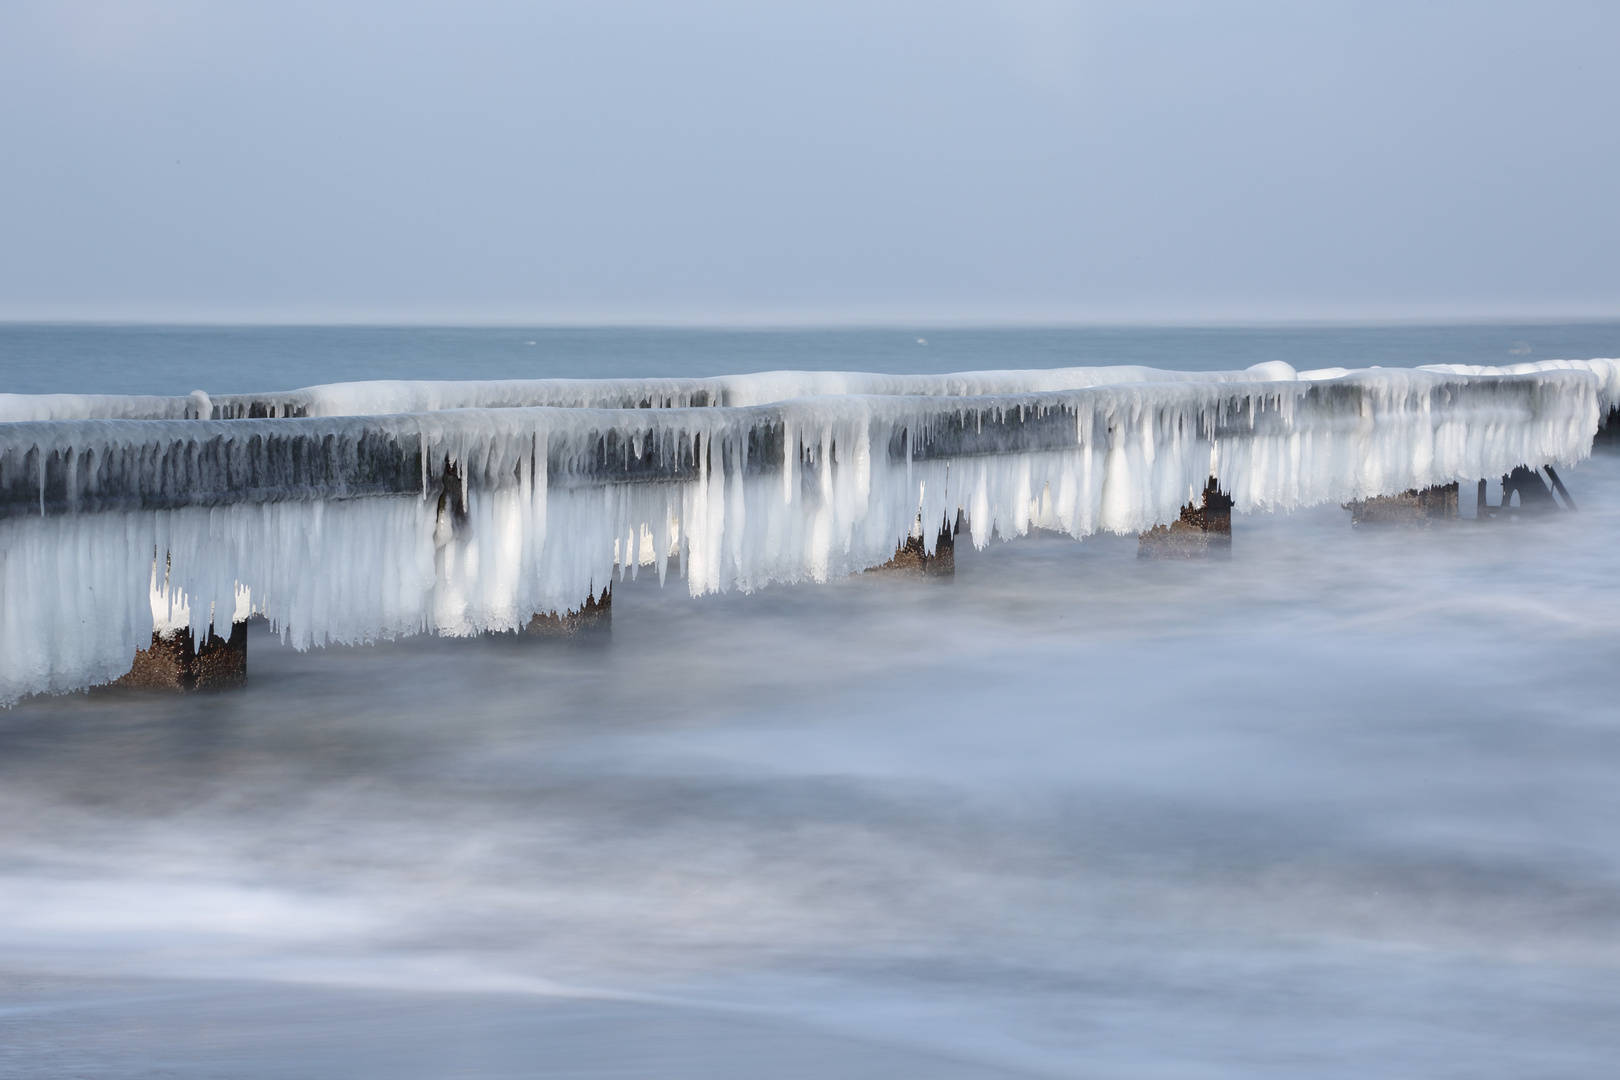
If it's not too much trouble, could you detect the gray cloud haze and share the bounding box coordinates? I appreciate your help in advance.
[2,1,1617,323]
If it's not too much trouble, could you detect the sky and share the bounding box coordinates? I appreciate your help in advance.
[1,0,1617,325]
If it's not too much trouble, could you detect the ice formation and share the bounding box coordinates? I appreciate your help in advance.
[1419,359,1620,410]
[0,362,1308,422]
[0,360,1613,702]
[0,390,212,424]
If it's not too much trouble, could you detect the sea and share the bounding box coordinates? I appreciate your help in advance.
[2,323,1619,1078]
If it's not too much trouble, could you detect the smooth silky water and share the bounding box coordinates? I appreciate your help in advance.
[2,325,1619,1078]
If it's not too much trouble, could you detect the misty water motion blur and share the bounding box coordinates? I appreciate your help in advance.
[3,326,1620,1079]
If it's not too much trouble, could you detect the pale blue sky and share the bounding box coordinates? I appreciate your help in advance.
[1,1,1616,324]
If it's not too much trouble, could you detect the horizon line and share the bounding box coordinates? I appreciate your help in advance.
[5,312,1620,332]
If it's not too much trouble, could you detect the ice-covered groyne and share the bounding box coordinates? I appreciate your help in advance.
[0,361,1312,422]
[0,361,1612,702]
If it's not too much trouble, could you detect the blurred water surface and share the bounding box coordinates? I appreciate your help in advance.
[2,326,1619,1078]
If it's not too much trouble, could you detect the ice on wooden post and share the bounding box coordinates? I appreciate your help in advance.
[871,515,958,577]
[1137,479,1232,559]
[0,361,1614,703]
[116,623,247,692]
[115,569,250,692]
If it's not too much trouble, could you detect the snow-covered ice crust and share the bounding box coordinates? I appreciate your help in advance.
[0,390,212,424]
[1,363,1301,422]
[232,363,1309,417]
[1418,359,1620,412]
[0,362,1609,702]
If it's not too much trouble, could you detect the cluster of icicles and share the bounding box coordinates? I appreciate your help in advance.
[0,358,1615,703]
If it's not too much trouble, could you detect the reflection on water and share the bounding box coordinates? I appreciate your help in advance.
[5,458,1620,1077]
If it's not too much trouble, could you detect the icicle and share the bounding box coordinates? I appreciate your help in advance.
[0,362,1611,702]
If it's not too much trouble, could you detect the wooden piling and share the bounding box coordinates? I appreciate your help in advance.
[115,621,248,692]
[1346,483,1459,527]
[873,520,956,576]
[1545,465,1577,511]
[1477,466,1576,518]
[525,588,612,638]
[1138,479,1232,558]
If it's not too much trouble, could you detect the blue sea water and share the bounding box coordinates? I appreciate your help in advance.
[2,321,1619,395]
[2,324,1619,1078]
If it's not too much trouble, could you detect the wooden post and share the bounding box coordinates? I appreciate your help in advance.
[873,519,956,577]
[1478,466,1575,519]
[1347,483,1459,527]
[1502,467,1559,512]
[1138,478,1232,558]
[115,621,248,692]
[525,588,612,638]
[1544,465,1578,511]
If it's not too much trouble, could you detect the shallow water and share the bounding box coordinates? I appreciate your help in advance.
[3,327,1620,1077]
